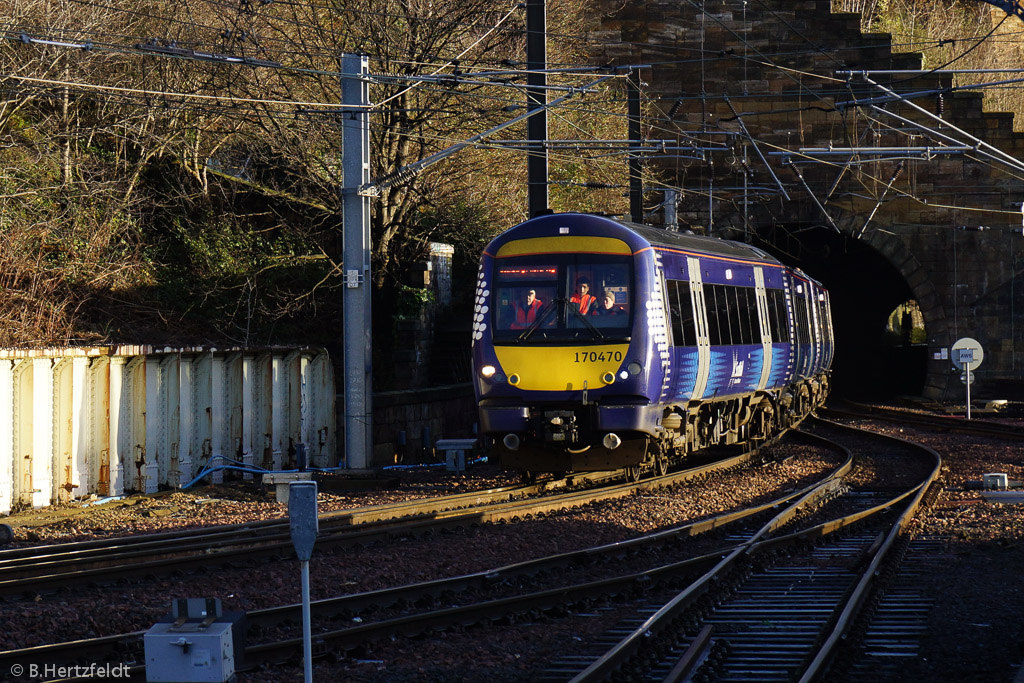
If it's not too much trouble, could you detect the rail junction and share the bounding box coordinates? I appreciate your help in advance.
[5,409,1004,682]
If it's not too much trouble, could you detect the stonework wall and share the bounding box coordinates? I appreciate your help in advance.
[589,0,1024,398]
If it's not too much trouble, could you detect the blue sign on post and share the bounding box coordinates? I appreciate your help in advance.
[288,480,318,683]
[289,481,318,561]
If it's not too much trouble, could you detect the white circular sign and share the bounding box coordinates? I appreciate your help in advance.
[951,337,984,371]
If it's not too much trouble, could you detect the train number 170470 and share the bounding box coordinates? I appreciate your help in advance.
[574,350,624,363]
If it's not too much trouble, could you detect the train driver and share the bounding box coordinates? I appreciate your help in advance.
[510,288,544,328]
[591,288,626,317]
[570,277,596,315]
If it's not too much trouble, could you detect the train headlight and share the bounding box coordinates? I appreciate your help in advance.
[602,433,622,450]
[627,361,643,376]
[508,373,521,386]
[480,365,496,378]
[503,433,521,451]
[601,371,615,385]
[619,370,629,380]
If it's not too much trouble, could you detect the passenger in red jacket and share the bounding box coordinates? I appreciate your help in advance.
[511,289,544,328]
[570,277,596,315]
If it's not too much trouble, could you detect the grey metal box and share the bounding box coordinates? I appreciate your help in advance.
[145,619,235,682]
[984,473,1009,490]
[437,438,476,472]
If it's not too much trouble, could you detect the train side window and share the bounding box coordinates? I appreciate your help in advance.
[742,287,757,345]
[723,285,739,346]
[667,278,684,344]
[765,289,777,341]
[741,287,758,344]
[667,280,683,345]
[707,284,734,346]
[765,289,785,342]
[667,280,697,346]
[728,287,745,345]
[794,293,810,345]
[736,287,754,345]
[705,284,722,346]
[680,282,696,346]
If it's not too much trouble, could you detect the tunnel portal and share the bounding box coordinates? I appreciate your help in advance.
[753,225,928,399]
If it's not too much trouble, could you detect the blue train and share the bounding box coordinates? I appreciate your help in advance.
[471,213,833,478]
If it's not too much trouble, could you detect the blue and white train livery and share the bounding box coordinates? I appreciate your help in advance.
[471,213,833,476]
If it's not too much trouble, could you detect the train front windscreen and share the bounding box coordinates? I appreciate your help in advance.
[491,253,633,343]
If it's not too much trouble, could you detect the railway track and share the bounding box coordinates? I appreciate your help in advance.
[0,443,789,598]
[0,471,616,595]
[0,436,825,682]
[822,400,1024,441]
[7,420,943,683]
[545,416,941,682]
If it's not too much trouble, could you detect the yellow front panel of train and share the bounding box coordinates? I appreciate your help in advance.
[494,344,630,392]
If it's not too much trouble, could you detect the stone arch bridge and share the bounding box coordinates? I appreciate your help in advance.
[589,0,1024,401]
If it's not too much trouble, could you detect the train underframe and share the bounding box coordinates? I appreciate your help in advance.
[492,372,830,478]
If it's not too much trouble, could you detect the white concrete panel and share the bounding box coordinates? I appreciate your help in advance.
[192,353,213,480]
[210,354,226,484]
[12,360,32,508]
[72,357,89,498]
[126,357,147,493]
[31,358,54,509]
[143,357,162,494]
[177,355,194,487]
[271,354,287,470]
[0,346,335,509]
[161,355,179,489]
[254,353,273,471]
[285,351,302,468]
[241,354,255,479]
[89,357,111,497]
[309,353,337,468]
[0,360,13,514]
[225,353,243,473]
[54,359,74,504]
[299,353,312,464]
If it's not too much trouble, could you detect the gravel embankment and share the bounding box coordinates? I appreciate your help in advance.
[3,415,1023,682]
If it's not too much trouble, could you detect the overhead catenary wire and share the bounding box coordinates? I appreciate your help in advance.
[7,1,1024,227]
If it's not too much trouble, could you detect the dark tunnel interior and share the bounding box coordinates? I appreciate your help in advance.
[754,225,928,399]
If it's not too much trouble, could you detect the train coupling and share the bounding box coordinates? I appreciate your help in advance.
[542,410,579,445]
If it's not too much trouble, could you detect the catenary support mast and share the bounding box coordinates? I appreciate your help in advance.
[341,54,372,469]
[526,0,548,216]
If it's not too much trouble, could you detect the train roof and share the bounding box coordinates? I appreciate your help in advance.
[623,220,778,263]
[487,212,780,265]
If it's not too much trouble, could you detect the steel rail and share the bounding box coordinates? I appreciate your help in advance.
[0,479,543,563]
[567,421,939,682]
[0,473,627,581]
[798,420,942,682]
[0,447,771,594]
[4,438,845,678]
[821,401,1024,441]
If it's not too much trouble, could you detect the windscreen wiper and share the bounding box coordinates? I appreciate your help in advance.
[517,299,559,342]
[564,298,606,340]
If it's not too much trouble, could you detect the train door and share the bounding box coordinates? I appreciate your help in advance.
[686,257,712,399]
[653,256,673,403]
[822,290,835,367]
[784,274,804,382]
[753,268,773,390]
[809,287,824,374]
